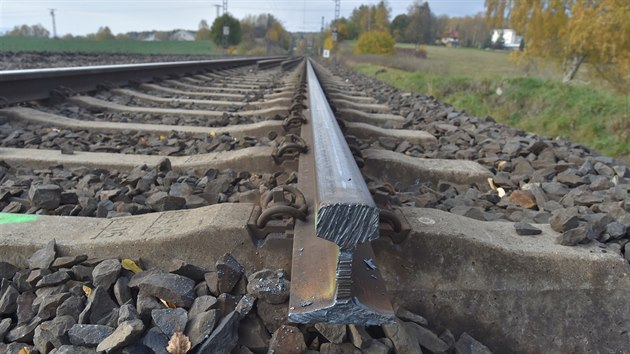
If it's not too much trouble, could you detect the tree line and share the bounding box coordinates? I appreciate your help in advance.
[332,1,491,49]
[195,13,292,53]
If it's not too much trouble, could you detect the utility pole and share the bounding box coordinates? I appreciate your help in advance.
[332,0,340,41]
[213,4,221,18]
[222,0,228,14]
[49,9,57,38]
[321,16,325,33]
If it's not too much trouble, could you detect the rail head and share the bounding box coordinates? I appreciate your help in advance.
[306,59,380,249]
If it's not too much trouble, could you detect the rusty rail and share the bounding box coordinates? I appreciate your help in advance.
[288,59,394,325]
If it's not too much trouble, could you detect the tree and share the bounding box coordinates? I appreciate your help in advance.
[211,14,242,46]
[346,1,391,39]
[390,14,410,42]
[446,13,488,48]
[405,1,435,44]
[7,24,50,38]
[239,14,291,53]
[485,0,630,87]
[196,20,212,41]
[95,26,114,41]
[354,30,396,55]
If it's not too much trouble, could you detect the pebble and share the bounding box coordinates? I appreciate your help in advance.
[514,222,543,236]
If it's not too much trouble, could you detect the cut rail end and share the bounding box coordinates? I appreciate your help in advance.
[316,203,380,248]
[288,297,395,325]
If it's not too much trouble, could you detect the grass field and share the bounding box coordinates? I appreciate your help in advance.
[0,37,218,55]
[338,43,630,161]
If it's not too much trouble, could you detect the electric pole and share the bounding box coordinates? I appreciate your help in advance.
[49,9,57,38]
[222,0,228,14]
[213,4,221,18]
[321,16,325,33]
[332,0,340,41]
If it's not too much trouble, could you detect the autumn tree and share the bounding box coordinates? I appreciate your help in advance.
[405,1,435,44]
[446,13,488,48]
[210,14,242,46]
[485,0,630,88]
[7,24,50,38]
[346,1,391,39]
[196,20,212,40]
[354,30,396,55]
[240,14,291,52]
[95,26,115,41]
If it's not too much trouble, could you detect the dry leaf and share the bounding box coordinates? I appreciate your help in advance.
[159,135,167,141]
[121,259,143,273]
[487,178,497,191]
[19,347,31,354]
[166,331,191,354]
[497,187,506,198]
[160,298,177,309]
[209,130,216,137]
[82,285,93,297]
[497,161,507,171]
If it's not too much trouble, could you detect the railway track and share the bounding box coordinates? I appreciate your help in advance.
[1,55,630,353]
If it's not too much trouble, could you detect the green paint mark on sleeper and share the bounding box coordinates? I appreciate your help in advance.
[0,213,39,225]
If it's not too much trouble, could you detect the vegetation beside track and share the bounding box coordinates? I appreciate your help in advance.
[337,44,630,161]
[0,37,219,55]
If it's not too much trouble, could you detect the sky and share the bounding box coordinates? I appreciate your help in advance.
[0,0,485,35]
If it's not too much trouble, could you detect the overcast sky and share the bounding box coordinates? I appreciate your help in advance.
[0,0,485,35]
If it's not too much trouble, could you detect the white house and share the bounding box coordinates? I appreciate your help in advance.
[491,29,523,49]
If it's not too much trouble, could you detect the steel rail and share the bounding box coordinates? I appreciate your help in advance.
[307,61,380,249]
[0,56,285,105]
[288,59,394,324]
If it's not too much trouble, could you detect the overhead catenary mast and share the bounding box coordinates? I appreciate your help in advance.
[213,4,221,18]
[49,9,57,38]
[332,0,340,41]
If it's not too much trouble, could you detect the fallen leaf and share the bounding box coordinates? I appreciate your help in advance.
[160,298,177,309]
[82,285,93,297]
[488,178,497,191]
[121,259,143,273]
[209,130,216,137]
[497,161,507,171]
[19,347,31,354]
[497,187,506,198]
[159,135,167,141]
[167,331,191,354]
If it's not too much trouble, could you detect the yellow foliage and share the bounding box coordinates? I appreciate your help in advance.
[121,259,143,273]
[486,0,630,91]
[324,36,335,51]
[353,30,396,55]
[227,45,237,55]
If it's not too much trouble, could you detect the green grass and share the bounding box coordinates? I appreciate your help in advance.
[0,37,218,55]
[349,62,630,160]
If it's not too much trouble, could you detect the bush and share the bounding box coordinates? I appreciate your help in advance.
[397,46,427,59]
[353,30,395,55]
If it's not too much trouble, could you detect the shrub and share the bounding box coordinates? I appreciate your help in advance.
[397,46,427,59]
[353,30,395,55]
